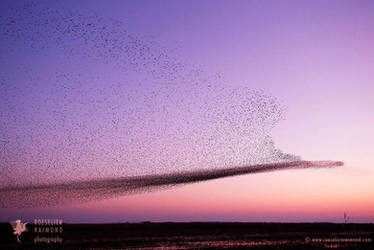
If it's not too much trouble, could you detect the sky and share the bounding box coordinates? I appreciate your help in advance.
[1,0,374,223]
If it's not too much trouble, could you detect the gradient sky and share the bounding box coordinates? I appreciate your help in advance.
[1,0,374,223]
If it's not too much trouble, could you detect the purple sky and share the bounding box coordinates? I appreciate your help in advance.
[1,0,374,223]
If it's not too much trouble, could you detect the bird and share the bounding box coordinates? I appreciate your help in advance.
[10,219,28,243]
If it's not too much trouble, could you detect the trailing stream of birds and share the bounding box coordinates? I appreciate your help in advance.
[0,1,343,208]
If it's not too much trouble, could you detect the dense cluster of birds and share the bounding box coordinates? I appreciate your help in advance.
[0,161,343,208]
[0,1,342,207]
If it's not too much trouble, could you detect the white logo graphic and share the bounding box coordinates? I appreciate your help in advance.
[10,219,28,243]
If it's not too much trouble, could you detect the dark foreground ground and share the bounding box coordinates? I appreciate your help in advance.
[0,222,373,249]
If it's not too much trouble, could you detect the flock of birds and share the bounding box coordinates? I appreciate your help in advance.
[0,1,342,207]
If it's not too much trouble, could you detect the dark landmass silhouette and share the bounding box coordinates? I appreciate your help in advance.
[0,222,372,249]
